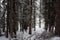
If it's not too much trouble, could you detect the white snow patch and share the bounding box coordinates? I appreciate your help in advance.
[0,36,8,40]
[51,37,60,40]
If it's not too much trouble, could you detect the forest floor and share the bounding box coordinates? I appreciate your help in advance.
[0,36,8,40]
[0,28,60,40]
[0,18,60,40]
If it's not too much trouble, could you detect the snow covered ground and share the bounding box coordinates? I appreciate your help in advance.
[0,36,8,40]
[0,17,60,40]
[0,28,60,40]
[0,26,60,40]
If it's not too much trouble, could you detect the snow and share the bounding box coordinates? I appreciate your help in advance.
[0,27,60,40]
[0,36,8,40]
[36,28,45,34]
[51,37,60,40]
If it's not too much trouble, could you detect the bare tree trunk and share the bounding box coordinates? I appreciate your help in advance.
[6,0,17,38]
[42,0,49,31]
[39,0,41,28]
[6,0,10,37]
[49,0,56,32]
[33,7,36,31]
[29,0,32,34]
[55,0,60,36]
[32,0,36,31]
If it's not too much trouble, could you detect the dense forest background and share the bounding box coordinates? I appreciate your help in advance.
[0,0,60,40]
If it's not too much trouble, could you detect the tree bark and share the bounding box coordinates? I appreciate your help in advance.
[55,0,60,36]
[29,0,32,34]
[6,0,17,38]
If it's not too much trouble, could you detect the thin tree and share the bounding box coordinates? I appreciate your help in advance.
[29,0,32,34]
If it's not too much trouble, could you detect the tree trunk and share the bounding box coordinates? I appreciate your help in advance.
[55,0,60,36]
[29,0,32,34]
[6,0,10,37]
[6,0,17,38]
